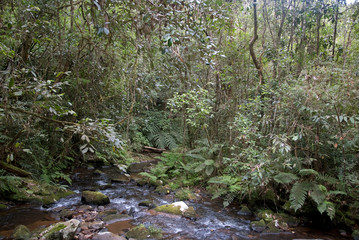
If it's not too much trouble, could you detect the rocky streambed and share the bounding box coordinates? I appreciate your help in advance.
[0,159,353,240]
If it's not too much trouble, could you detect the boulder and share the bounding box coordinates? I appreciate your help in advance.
[12,225,31,240]
[81,191,110,205]
[37,219,80,240]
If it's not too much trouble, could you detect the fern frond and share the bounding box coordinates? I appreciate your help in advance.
[289,181,316,211]
[310,184,327,205]
[299,169,319,177]
[273,172,299,184]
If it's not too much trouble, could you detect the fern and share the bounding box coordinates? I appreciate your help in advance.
[289,181,316,211]
[273,172,299,184]
[310,184,327,205]
[299,169,319,177]
[0,176,21,194]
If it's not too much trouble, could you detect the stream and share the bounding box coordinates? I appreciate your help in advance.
[0,164,350,240]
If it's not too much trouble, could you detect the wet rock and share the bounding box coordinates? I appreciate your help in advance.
[78,205,93,212]
[11,225,31,240]
[102,214,132,224]
[81,191,110,205]
[80,221,104,230]
[99,183,112,190]
[237,205,252,216]
[138,201,157,209]
[92,232,126,240]
[37,219,80,240]
[250,219,266,233]
[94,170,104,176]
[59,209,75,219]
[276,213,299,227]
[111,175,130,183]
[97,209,118,219]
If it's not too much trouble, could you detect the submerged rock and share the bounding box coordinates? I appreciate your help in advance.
[59,209,75,219]
[102,214,132,224]
[81,191,110,205]
[92,232,126,240]
[12,225,31,240]
[36,219,80,240]
[138,200,157,209]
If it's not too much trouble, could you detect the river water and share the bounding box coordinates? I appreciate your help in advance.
[0,165,349,240]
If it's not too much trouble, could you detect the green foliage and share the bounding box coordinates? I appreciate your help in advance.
[274,173,299,184]
[0,176,21,195]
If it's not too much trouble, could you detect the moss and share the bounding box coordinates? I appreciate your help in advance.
[266,221,280,233]
[154,204,182,215]
[238,205,252,216]
[155,186,171,195]
[97,209,118,219]
[257,209,275,223]
[126,224,162,240]
[276,213,299,227]
[126,224,150,240]
[251,219,267,233]
[42,223,66,240]
[183,206,196,219]
[12,225,31,240]
[0,203,7,209]
[81,191,110,205]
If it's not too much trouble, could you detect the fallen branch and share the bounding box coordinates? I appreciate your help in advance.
[142,146,166,154]
[0,161,33,178]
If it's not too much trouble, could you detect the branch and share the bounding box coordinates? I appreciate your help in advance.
[0,105,79,126]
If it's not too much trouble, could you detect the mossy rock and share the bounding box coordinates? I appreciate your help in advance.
[126,225,150,240]
[352,230,359,240]
[154,204,182,215]
[111,175,130,183]
[126,224,162,240]
[266,221,280,233]
[37,219,80,240]
[276,213,299,227]
[97,209,118,219]
[250,219,266,233]
[11,225,31,240]
[155,186,171,195]
[237,205,252,216]
[257,209,275,223]
[139,200,157,209]
[0,203,8,210]
[183,206,196,219]
[59,209,75,219]
[81,191,110,205]
[94,169,104,175]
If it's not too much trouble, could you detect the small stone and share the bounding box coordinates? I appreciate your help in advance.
[102,214,132,224]
[59,209,75,219]
[138,201,157,209]
[92,232,126,240]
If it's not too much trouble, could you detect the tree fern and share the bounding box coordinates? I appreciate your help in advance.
[273,172,299,184]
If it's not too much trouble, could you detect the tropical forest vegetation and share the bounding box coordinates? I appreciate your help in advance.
[1,0,359,237]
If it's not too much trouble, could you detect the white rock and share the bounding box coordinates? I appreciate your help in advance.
[172,201,189,212]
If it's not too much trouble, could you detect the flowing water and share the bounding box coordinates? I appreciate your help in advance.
[0,165,350,240]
